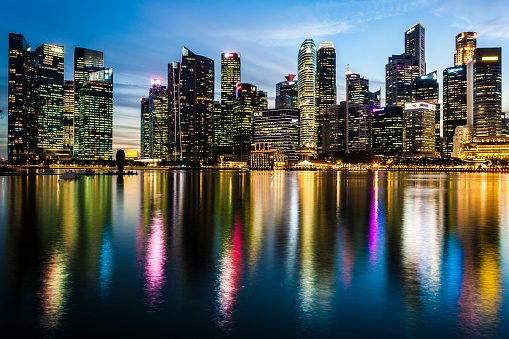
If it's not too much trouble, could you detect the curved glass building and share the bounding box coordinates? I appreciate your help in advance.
[298,39,317,150]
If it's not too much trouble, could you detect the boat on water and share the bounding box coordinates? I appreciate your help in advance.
[60,171,80,179]
[83,169,95,176]
[43,168,55,174]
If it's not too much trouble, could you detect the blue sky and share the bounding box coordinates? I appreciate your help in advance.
[1,0,509,159]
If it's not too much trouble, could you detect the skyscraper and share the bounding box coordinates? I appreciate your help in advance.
[36,43,64,150]
[346,71,379,153]
[140,97,150,159]
[455,32,477,66]
[415,71,440,153]
[253,108,300,162]
[404,102,436,156]
[233,83,267,161]
[76,68,113,160]
[167,61,180,159]
[385,54,420,106]
[372,106,404,156]
[169,47,214,162]
[298,39,317,149]
[276,75,298,108]
[386,23,426,107]
[443,66,468,156]
[74,47,104,156]
[7,33,39,161]
[473,48,502,137]
[316,42,336,154]
[147,79,168,159]
[218,52,241,148]
[328,101,347,153]
[405,22,426,76]
[63,80,75,152]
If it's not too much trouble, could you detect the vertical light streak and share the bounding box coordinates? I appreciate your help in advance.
[39,246,70,330]
[143,211,167,310]
[216,217,244,330]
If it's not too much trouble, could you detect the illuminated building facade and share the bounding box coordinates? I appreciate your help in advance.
[218,52,241,148]
[167,61,180,158]
[76,68,113,160]
[404,102,436,156]
[405,22,426,76]
[7,33,39,161]
[459,136,509,159]
[455,32,477,66]
[415,71,440,153]
[443,66,468,156]
[253,108,300,162]
[372,106,404,156]
[63,80,75,153]
[140,97,149,158]
[346,72,379,152]
[147,80,168,159]
[473,48,503,137]
[385,54,420,106]
[276,75,298,108]
[169,47,214,162]
[328,101,347,153]
[74,47,104,156]
[36,44,65,150]
[316,42,336,154]
[298,39,317,149]
[233,83,267,161]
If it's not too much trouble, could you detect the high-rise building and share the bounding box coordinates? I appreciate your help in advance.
[443,66,468,156]
[169,47,214,162]
[405,22,426,76]
[276,75,298,108]
[36,44,65,150]
[415,71,438,103]
[455,32,477,66]
[404,102,436,156]
[298,38,317,149]
[167,61,180,158]
[385,54,420,106]
[74,47,104,156]
[316,42,336,154]
[218,52,241,148]
[76,68,113,160]
[233,83,267,161]
[415,71,440,154]
[328,101,347,153]
[140,97,150,159]
[346,71,379,152]
[63,80,75,152]
[372,106,404,156]
[7,33,39,161]
[473,48,503,137]
[147,79,168,159]
[253,108,300,162]
[386,23,426,107]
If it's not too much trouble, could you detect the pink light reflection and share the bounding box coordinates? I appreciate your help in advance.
[144,211,167,310]
[216,219,244,330]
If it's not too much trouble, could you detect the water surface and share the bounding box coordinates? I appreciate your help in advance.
[1,171,508,337]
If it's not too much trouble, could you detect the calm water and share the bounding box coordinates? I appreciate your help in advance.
[1,171,509,338]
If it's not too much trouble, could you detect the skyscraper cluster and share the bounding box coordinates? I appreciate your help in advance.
[7,33,112,162]
[139,23,503,164]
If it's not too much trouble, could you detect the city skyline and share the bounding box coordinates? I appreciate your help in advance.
[1,0,509,159]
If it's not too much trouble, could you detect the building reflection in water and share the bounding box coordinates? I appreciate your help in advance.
[215,215,244,330]
[137,173,168,311]
[39,246,70,330]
